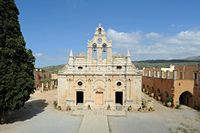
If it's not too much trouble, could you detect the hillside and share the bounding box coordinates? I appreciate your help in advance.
[184,56,200,60]
[42,64,65,73]
[133,59,200,69]
[41,59,200,73]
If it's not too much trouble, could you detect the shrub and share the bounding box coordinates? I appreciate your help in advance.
[127,105,132,112]
[88,105,91,110]
[53,100,57,108]
[166,96,173,103]
[175,104,181,109]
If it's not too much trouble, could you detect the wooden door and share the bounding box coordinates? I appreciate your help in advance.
[95,92,103,105]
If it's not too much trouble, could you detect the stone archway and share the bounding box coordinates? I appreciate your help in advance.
[179,91,193,107]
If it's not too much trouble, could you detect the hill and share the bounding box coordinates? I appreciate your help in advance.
[41,59,200,73]
[184,56,200,61]
[133,59,200,69]
[42,64,65,73]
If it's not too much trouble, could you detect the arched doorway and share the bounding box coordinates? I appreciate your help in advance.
[179,91,193,106]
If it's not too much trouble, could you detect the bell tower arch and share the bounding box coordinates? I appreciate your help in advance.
[87,24,112,64]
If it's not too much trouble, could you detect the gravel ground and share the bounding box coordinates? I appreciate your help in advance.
[109,94,200,133]
[0,90,82,133]
[1,90,200,133]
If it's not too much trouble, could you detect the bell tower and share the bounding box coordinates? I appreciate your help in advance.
[87,24,112,64]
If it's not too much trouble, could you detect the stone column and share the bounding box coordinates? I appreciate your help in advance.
[97,47,102,64]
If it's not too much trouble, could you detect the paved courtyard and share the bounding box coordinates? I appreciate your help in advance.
[0,90,200,133]
[109,94,200,133]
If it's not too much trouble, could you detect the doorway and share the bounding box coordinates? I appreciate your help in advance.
[76,91,84,104]
[115,92,123,105]
[95,92,104,105]
[179,91,192,106]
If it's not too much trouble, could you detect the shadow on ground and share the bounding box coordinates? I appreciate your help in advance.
[5,99,48,123]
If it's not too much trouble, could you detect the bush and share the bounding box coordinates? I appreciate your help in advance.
[88,105,91,110]
[57,106,62,110]
[127,105,132,112]
[166,96,173,103]
[53,100,57,108]
[66,105,71,111]
[175,104,181,109]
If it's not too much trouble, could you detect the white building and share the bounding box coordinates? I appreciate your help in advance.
[57,25,142,110]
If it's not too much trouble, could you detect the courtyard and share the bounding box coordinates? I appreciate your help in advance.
[0,90,200,133]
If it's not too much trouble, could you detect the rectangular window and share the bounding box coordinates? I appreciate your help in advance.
[116,66,122,69]
[78,66,83,69]
[193,72,198,80]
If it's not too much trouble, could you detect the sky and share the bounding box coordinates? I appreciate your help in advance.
[15,0,200,67]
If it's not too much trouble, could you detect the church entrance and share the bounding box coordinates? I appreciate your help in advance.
[95,92,104,105]
[76,91,84,104]
[115,92,123,105]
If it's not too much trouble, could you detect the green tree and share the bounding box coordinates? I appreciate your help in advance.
[0,0,35,123]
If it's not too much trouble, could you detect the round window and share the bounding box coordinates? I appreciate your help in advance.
[78,81,83,86]
[117,82,122,86]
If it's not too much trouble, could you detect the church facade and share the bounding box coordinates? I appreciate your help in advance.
[57,25,141,110]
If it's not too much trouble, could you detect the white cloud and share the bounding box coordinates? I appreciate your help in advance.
[107,29,142,44]
[145,32,161,39]
[34,53,43,58]
[107,28,200,60]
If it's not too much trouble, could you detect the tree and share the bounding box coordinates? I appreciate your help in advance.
[0,0,35,123]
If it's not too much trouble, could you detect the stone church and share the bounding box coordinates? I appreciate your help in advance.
[57,25,141,110]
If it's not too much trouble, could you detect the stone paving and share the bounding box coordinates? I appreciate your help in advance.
[79,110,109,133]
[72,108,126,133]
[1,90,200,133]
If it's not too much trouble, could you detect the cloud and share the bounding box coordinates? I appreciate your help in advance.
[107,28,200,60]
[107,29,142,44]
[33,50,69,67]
[34,53,43,58]
[145,32,161,39]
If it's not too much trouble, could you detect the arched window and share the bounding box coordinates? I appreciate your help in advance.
[102,43,107,60]
[102,43,107,52]
[92,43,97,59]
[98,28,102,34]
[92,43,97,52]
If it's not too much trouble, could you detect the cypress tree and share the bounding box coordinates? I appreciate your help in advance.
[0,0,35,123]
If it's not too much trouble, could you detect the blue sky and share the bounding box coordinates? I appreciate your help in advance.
[15,0,200,67]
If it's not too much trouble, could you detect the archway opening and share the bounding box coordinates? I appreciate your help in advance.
[76,91,84,104]
[115,92,123,105]
[179,91,193,106]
